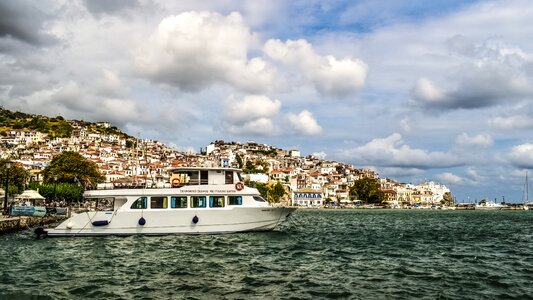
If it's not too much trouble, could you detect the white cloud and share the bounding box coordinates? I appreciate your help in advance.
[226,117,276,135]
[455,133,493,147]
[412,38,533,110]
[224,95,281,124]
[399,117,411,132]
[465,167,485,182]
[94,70,127,98]
[287,110,322,136]
[339,133,463,169]
[489,114,533,130]
[264,38,368,97]
[411,78,446,103]
[436,172,464,185]
[135,11,274,93]
[223,95,322,137]
[18,81,142,126]
[380,167,424,178]
[223,95,281,136]
[508,143,533,168]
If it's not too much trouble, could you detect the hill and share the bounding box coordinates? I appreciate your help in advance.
[0,107,131,139]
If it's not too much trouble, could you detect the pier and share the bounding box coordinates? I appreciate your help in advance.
[0,215,66,235]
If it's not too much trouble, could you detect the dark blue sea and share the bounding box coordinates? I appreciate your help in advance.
[1,209,532,299]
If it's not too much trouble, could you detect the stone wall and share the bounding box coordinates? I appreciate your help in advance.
[0,216,66,235]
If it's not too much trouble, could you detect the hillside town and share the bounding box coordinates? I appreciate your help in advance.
[0,121,450,208]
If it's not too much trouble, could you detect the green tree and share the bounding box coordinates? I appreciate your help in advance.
[28,118,46,131]
[37,183,84,202]
[271,181,286,203]
[349,178,386,204]
[246,181,285,203]
[43,151,105,188]
[254,182,271,200]
[47,120,73,138]
[441,192,453,206]
[0,159,29,195]
[235,153,243,169]
[243,160,256,173]
[125,140,135,148]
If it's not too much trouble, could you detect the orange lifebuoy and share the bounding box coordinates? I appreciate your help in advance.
[171,178,180,188]
[235,182,244,191]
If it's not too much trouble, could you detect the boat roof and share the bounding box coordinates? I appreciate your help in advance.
[84,185,253,198]
[169,167,242,172]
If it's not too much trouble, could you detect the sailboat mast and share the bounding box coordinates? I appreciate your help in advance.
[527,171,529,203]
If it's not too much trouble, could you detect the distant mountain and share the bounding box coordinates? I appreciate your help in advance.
[0,107,132,139]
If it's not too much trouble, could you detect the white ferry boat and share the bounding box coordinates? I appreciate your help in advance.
[475,201,508,210]
[42,167,296,237]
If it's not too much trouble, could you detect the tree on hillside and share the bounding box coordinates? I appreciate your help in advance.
[125,139,135,148]
[235,153,243,169]
[349,178,386,204]
[243,160,261,174]
[43,151,105,189]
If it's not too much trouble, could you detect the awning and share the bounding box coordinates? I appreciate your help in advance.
[15,189,45,200]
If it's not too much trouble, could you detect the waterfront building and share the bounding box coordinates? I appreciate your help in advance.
[292,188,323,207]
[417,181,450,204]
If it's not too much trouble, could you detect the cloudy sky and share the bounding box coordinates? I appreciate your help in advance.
[2,0,533,202]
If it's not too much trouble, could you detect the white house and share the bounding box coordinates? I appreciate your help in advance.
[292,189,323,207]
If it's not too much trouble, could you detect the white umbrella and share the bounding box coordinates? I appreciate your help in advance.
[16,190,45,200]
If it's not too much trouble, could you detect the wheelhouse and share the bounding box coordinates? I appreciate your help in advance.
[169,167,244,187]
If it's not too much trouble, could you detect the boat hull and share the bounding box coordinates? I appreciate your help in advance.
[45,207,296,237]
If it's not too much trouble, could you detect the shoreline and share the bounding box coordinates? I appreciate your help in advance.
[0,215,66,235]
[296,205,528,211]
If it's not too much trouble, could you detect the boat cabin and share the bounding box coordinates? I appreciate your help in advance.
[169,167,243,187]
[84,167,251,212]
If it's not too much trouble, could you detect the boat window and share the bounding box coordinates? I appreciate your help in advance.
[114,198,127,210]
[225,171,234,184]
[150,196,167,209]
[131,197,147,209]
[253,196,267,202]
[209,196,225,208]
[200,171,208,185]
[171,196,188,209]
[174,171,199,185]
[187,171,199,185]
[95,198,114,211]
[228,196,242,205]
[191,196,206,208]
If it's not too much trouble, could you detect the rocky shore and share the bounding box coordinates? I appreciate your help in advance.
[0,215,66,235]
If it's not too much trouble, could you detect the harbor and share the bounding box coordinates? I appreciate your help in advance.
[1,209,532,299]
